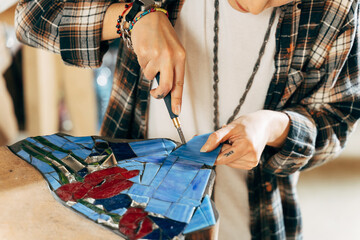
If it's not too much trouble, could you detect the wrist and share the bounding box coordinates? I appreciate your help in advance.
[265,110,290,148]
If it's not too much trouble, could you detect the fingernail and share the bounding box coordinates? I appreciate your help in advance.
[200,145,208,152]
[174,105,181,115]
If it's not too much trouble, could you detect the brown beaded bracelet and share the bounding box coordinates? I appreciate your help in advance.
[116,3,133,37]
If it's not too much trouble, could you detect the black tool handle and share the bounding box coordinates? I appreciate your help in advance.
[155,73,178,119]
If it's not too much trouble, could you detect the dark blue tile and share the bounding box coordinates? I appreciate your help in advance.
[170,133,221,166]
[16,150,31,162]
[182,169,212,201]
[109,142,137,161]
[31,157,55,174]
[141,163,160,186]
[94,194,132,211]
[165,203,195,223]
[149,216,187,238]
[127,194,149,204]
[142,229,163,240]
[77,168,89,178]
[145,198,171,215]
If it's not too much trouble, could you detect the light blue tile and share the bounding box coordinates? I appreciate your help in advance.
[26,138,47,149]
[31,157,54,174]
[72,203,100,221]
[72,149,92,159]
[52,151,68,160]
[62,142,81,151]
[64,136,93,144]
[98,214,111,221]
[110,208,127,216]
[165,202,195,223]
[183,195,216,234]
[131,155,167,164]
[161,139,177,154]
[44,173,61,190]
[17,150,31,162]
[145,198,171,215]
[177,198,201,207]
[129,139,170,157]
[149,157,176,190]
[81,143,94,149]
[170,133,221,166]
[129,174,141,184]
[42,135,68,146]
[50,172,60,181]
[182,169,212,201]
[127,194,149,204]
[153,162,198,202]
[141,163,160,186]
[128,184,155,197]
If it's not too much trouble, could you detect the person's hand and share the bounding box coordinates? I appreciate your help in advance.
[200,110,290,169]
[131,12,185,115]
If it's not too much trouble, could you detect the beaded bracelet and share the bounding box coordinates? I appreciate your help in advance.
[128,7,169,32]
[120,7,169,50]
[116,3,133,37]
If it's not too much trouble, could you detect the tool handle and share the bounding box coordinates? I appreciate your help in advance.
[155,73,178,119]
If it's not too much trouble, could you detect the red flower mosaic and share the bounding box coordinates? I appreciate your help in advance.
[56,167,139,201]
[119,208,153,240]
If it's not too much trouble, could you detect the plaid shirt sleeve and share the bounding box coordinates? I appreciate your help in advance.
[15,0,117,68]
[264,1,360,176]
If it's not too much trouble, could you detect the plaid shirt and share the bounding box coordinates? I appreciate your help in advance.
[16,0,360,239]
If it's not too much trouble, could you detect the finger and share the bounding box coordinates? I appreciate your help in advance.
[142,61,158,81]
[200,124,235,152]
[220,143,232,153]
[150,65,173,99]
[171,62,185,115]
[215,140,249,165]
[227,161,254,170]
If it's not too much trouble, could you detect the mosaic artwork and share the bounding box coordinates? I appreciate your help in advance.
[9,133,220,239]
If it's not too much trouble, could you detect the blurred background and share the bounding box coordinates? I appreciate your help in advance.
[1,2,359,239]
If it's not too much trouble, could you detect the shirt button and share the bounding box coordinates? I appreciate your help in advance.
[297,3,302,9]
[265,182,272,192]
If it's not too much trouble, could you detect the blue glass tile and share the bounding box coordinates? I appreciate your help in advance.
[77,168,89,178]
[52,151,68,160]
[143,229,163,240]
[17,150,31,162]
[44,173,61,190]
[81,143,94,150]
[117,160,144,169]
[183,195,216,234]
[161,139,177,155]
[131,155,167,164]
[149,156,177,190]
[64,136,93,144]
[62,142,81,151]
[200,195,216,225]
[128,184,155,197]
[110,208,127,216]
[72,149,92,159]
[129,174,141,184]
[153,162,198,202]
[177,198,201,207]
[43,135,69,146]
[127,194,149,204]
[94,194,132,211]
[72,203,100,221]
[141,163,160,186]
[50,172,60,181]
[129,139,169,157]
[182,169,212,201]
[165,203,195,223]
[26,138,47,149]
[98,214,111,221]
[31,157,54,174]
[176,158,204,168]
[145,198,171,215]
[170,133,221,166]
[109,142,137,161]
[149,216,187,238]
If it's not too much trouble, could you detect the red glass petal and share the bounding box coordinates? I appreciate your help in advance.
[84,167,127,185]
[86,179,133,199]
[120,169,140,179]
[55,182,83,202]
[135,217,153,239]
[73,183,93,200]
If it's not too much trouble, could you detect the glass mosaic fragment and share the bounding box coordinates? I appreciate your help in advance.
[165,202,195,223]
[16,149,31,162]
[145,198,171,215]
[129,139,176,157]
[94,194,132,211]
[31,157,55,174]
[141,163,160,186]
[127,194,149,204]
[148,216,187,238]
[44,173,61,190]
[108,142,137,161]
[182,169,212,200]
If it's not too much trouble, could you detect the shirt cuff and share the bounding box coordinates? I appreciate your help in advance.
[262,107,317,176]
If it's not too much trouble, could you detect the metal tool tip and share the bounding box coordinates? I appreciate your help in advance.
[177,127,186,145]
